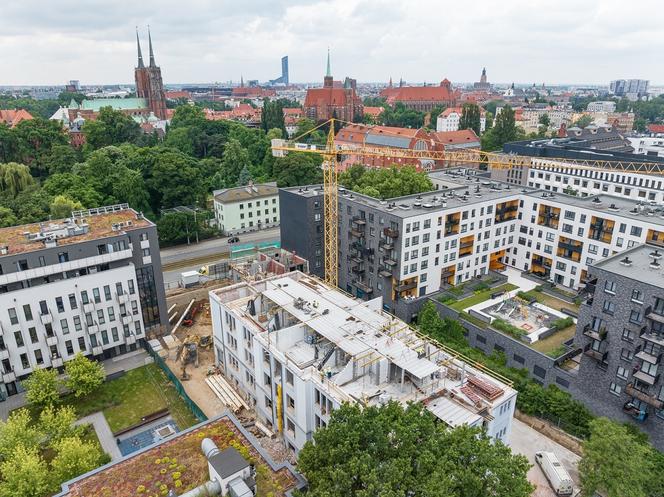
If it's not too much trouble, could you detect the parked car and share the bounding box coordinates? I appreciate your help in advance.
[535,451,574,496]
[228,236,240,244]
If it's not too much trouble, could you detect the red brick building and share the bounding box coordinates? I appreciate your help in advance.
[134,28,167,120]
[380,79,459,112]
[303,51,363,122]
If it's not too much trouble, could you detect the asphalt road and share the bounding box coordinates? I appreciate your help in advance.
[160,228,280,285]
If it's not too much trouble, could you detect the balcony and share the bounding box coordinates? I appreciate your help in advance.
[83,302,96,313]
[92,345,103,356]
[383,258,397,267]
[635,349,661,364]
[2,369,16,383]
[117,293,130,304]
[583,324,607,341]
[46,335,58,347]
[383,227,399,239]
[351,265,365,275]
[632,370,659,386]
[87,324,99,334]
[645,310,664,325]
[351,217,366,226]
[51,356,63,368]
[349,228,364,238]
[121,315,133,325]
[0,348,8,361]
[395,280,418,292]
[378,267,392,278]
[355,281,373,294]
[626,383,664,409]
[380,241,393,251]
[40,312,53,325]
[125,334,137,345]
[640,330,664,347]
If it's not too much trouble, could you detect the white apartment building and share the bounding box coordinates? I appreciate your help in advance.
[209,272,517,454]
[629,137,664,158]
[436,107,486,134]
[587,101,616,113]
[213,183,280,235]
[0,205,168,399]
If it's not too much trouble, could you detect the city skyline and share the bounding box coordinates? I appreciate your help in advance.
[1,0,662,86]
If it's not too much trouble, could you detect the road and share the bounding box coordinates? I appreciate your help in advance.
[509,418,581,497]
[160,228,280,285]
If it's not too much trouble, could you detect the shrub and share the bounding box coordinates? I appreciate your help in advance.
[550,317,574,331]
[474,282,490,292]
[491,318,526,339]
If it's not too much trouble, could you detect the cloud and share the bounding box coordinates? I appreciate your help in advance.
[0,0,662,85]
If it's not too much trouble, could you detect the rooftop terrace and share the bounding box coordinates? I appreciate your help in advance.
[0,204,151,257]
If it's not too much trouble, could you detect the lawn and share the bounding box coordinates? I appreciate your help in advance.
[530,324,577,357]
[448,283,518,311]
[66,418,298,497]
[61,364,199,433]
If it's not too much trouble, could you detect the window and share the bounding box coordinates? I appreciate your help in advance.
[92,288,101,304]
[602,300,615,315]
[8,308,18,325]
[286,370,294,386]
[73,316,82,332]
[604,280,616,294]
[29,327,38,344]
[616,366,628,380]
[104,285,112,301]
[81,291,89,305]
[631,289,643,303]
[65,340,74,355]
[128,280,135,295]
[621,328,635,342]
[14,331,24,348]
[629,310,642,324]
[609,382,622,396]
[630,226,643,237]
[107,307,115,322]
[97,309,105,325]
[111,327,119,342]
[61,319,69,335]
[620,348,634,362]
[22,304,33,321]
[39,300,48,315]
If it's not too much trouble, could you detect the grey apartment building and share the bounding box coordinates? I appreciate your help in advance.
[576,244,664,448]
[0,204,168,400]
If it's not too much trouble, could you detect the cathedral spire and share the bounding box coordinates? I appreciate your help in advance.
[326,47,331,77]
[136,27,144,69]
[148,25,156,67]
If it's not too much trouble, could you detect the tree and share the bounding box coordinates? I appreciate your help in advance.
[634,117,647,133]
[0,162,34,197]
[57,91,86,106]
[45,144,81,174]
[481,105,519,151]
[13,118,68,176]
[0,409,42,460]
[64,353,105,398]
[238,165,252,186]
[39,405,81,444]
[272,153,323,187]
[538,113,551,127]
[0,207,17,228]
[214,138,252,188]
[82,106,141,150]
[381,102,426,128]
[50,195,84,218]
[298,401,533,497]
[459,103,482,135]
[260,99,287,135]
[573,114,594,129]
[339,164,433,199]
[428,106,446,129]
[50,437,103,485]
[23,368,60,408]
[42,173,102,208]
[0,445,52,497]
[579,418,654,497]
[144,149,206,212]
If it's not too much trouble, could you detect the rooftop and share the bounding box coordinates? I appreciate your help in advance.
[0,205,151,257]
[211,272,516,427]
[214,183,278,204]
[79,97,148,112]
[592,243,664,288]
[57,414,303,497]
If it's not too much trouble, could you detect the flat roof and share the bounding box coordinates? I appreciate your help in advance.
[0,206,151,257]
[592,243,664,288]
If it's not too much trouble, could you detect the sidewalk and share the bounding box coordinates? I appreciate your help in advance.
[0,350,153,420]
[75,412,123,461]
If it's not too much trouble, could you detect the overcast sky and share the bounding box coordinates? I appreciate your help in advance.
[1,0,662,86]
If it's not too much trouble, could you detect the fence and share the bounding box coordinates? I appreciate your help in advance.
[144,343,208,423]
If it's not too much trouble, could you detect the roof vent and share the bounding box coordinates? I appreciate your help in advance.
[630,207,638,214]
[413,201,422,208]
[650,259,661,270]
[650,249,662,260]
[0,245,8,255]
[620,256,632,266]
[608,203,619,211]
[592,197,602,204]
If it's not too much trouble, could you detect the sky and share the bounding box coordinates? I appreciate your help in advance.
[1,0,662,86]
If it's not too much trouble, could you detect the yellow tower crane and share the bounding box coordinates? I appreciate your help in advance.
[272,118,664,287]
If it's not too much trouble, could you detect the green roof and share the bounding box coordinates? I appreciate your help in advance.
[80,98,148,112]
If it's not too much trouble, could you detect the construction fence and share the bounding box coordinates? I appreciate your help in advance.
[145,342,208,423]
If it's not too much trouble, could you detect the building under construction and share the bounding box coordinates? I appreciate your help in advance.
[209,271,516,454]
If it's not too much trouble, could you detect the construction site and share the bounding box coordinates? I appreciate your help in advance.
[147,248,309,462]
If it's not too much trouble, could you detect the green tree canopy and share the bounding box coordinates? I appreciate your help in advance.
[260,99,287,135]
[579,417,660,497]
[39,405,82,445]
[380,102,426,128]
[0,445,52,497]
[82,106,142,150]
[64,353,105,398]
[50,437,103,486]
[481,105,521,151]
[459,103,482,136]
[573,114,594,129]
[0,409,42,460]
[538,113,551,127]
[298,401,533,497]
[23,367,60,408]
[50,195,84,218]
[13,118,68,176]
[272,153,323,187]
[339,164,433,199]
[0,162,34,197]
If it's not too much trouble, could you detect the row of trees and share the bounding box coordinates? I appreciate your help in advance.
[339,164,433,199]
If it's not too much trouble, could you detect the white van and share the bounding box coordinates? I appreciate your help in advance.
[535,451,574,496]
